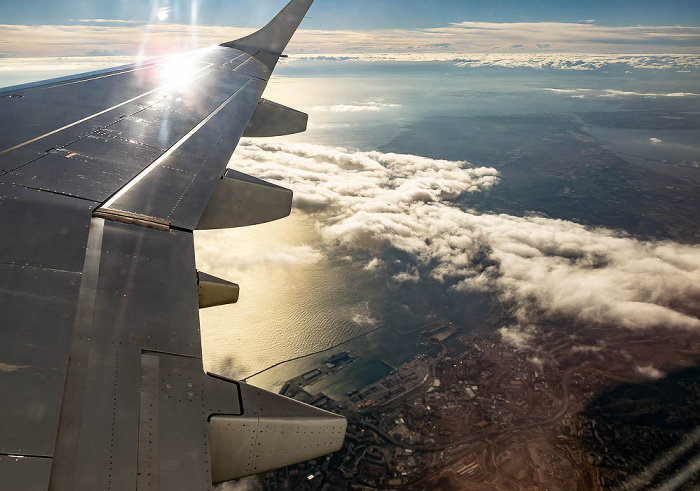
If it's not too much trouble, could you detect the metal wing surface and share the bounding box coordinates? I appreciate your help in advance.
[0,1,346,489]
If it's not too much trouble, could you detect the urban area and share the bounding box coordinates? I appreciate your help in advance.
[254,318,700,490]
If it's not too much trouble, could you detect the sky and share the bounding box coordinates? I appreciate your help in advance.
[1,0,700,59]
[1,0,700,29]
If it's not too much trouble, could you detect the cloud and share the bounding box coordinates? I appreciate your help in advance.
[228,141,700,334]
[635,365,666,380]
[363,258,385,272]
[444,21,700,52]
[571,344,604,353]
[215,476,261,491]
[309,101,401,113]
[292,53,700,71]
[352,313,379,326]
[5,53,695,81]
[69,19,146,25]
[543,88,700,97]
[70,19,145,24]
[393,265,421,283]
[195,236,323,276]
[84,49,126,57]
[499,325,538,350]
[1,20,699,58]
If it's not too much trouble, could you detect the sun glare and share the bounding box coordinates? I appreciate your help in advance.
[156,7,171,22]
[159,52,202,88]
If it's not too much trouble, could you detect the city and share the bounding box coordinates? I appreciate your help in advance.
[255,318,700,489]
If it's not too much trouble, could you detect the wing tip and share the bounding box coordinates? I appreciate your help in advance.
[221,0,314,55]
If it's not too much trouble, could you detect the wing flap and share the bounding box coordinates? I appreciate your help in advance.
[0,455,52,491]
[49,219,205,489]
[0,183,91,460]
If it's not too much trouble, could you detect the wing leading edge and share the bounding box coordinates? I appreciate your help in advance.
[0,1,347,489]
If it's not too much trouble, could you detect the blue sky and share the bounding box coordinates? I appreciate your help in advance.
[0,0,699,28]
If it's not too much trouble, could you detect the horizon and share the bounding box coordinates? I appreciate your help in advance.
[1,0,700,61]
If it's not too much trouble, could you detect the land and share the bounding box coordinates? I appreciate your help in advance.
[255,317,700,490]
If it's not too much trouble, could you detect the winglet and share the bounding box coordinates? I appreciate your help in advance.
[221,0,313,56]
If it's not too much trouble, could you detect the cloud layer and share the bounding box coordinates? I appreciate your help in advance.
[228,141,700,334]
[292,52,700,71]
[309,101,401,113]
[1,20,699,60]
[543,88,700,98]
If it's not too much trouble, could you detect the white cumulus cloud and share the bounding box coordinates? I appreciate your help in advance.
[364,257,385,272]
[227,141,700,334]
[393,265,421,283]
[499,325,538,350]
[291,53,700,71]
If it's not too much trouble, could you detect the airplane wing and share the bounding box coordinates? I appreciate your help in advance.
[0,1,347,489]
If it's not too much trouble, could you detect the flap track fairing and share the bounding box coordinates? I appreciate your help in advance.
[208,381,347,483]
[197,271,240,308]
[196,169,293,230]
[243,99,308,138]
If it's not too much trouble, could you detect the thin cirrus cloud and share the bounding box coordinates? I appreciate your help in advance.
[221,140,700,344]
